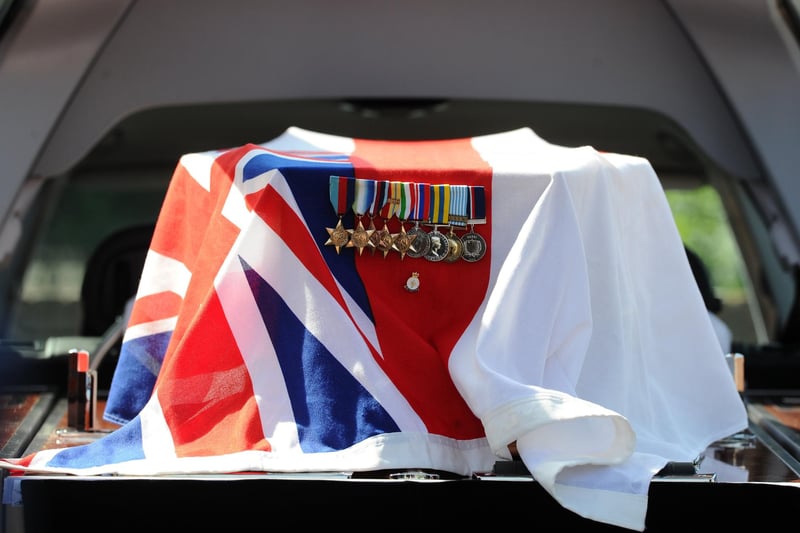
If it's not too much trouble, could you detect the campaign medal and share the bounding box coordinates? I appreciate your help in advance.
[406,224,430,258]
[349,220,373,254]
[325,219,350,253]
[393,225,417,260]
[367,180,389,255]
[461,185,487,262]
[406,182,431,259]
[460,230,487,262]
[347,178,375,255]
[325,175,355,254]
[444,227,463,262]
[390,181,418,260]
[424,184,450,262]
[404,272,420,292]
[444,184,467,263]
[425,228,450,262]
[375,180,397,258]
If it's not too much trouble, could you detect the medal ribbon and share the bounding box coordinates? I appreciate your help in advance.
[378,180,395,219]
[430,184,450,225]
[468,185,487,224]
[394,182,414,221]
[413,183,430,221]
[371,180,389,218]
[375,181,394,220]
[353,178,375,217]
[329,175,355,216]
[450,184,468,228]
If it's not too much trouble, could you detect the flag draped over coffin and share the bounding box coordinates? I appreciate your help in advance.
[0,127,748,531]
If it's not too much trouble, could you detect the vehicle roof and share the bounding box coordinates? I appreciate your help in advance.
[1,0,799,261]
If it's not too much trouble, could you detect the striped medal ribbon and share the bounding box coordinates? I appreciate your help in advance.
[406,182,431,259]
[349,178,376,255]
[424,184,451,262]
[461,185,487,262]
[325,175,355,254]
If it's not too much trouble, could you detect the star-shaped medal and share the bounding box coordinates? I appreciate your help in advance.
[391,225,418,260]
[347,219,375,255]
[375,226,395,258]
[324,217,350,254]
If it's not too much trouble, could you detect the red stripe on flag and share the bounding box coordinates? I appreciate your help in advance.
[158,290,271,455]
[127,292,184,328]
[153,146,254,391]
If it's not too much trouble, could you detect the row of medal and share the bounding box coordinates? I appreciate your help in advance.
[324,176,488,263]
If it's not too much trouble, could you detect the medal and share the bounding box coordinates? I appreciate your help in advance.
[347,179,375,255]
[406,224,430,258]
[444,227,463,262]
[392,225,417,259]
[349,219,374,254]
[424,228,450,262]
[461,185,487,262]
[325,175,355,254]
[424,184,451,262]
[460,230,487,262]
[367,180,389,255]
[325,218,350,253]
[391,182,417,259]
[375,180,396,258]
[406,183,430,259]
[444,185,467,262]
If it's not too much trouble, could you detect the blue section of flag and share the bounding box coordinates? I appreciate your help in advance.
[241,257,400,452]
[242,152,371,321]
[105,331,172,425]
[47,417,146,468]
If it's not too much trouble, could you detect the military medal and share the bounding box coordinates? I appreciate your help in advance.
[347,178,375,255]
[461,185,487,262]
[406,182,431,259]
[374,180,396,258]
[444,185,467,263]
[391,181,417,260]
[424,184,450,262]
[425,228,450,262]
[325,175,355,254]
[460,230,486,262]
[406,224,430,258]
[444,227,463,262]
[392,225,417,259]
[367,180,389,255]
[404,272,420,292]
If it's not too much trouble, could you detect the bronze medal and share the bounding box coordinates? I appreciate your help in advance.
[367,217,382,254]
[375,223,395,258]
[391,225,417,260]
[347,219,374,255]
[444,228,463,263]
[324,217,350,254]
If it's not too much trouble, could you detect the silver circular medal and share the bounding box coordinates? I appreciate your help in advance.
[406,226,431,259]
[424,229,450,262]
[460,231,487,262]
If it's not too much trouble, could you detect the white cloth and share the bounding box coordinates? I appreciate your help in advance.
[444,129,748,529]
